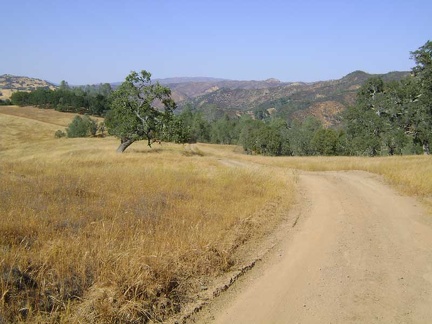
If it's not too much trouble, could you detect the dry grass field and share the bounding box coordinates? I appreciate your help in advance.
[0,106,294,323]
[0,106,431,323]
[201,144,432,202]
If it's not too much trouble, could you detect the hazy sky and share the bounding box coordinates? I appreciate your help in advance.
[1,0,431,84]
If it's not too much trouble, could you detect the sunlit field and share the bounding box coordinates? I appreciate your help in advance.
[1,106,430,323]
[202,144,432,201]
[0,106,294,322]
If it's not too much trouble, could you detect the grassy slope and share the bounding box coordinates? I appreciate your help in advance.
[1,106,430,323]
[0,106,294,323]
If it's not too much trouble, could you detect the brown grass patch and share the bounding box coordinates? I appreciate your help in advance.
[0,105,88,127]
[0,108,294,322]
[200,143,432,203]
[2,106,430,322]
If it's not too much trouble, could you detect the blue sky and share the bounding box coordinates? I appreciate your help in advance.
[1,0,431,84]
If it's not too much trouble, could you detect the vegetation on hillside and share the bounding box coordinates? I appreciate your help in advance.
[167,41,432,156]
[8,41,432,156]
[10,81,112,116]
[179,70,409,121]
[0,74,57,103]
[1,101,431,323]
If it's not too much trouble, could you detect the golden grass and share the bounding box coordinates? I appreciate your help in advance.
[272,155,432,198]
[199,143,432,199]
[0,89,14,100]
[0,107,294,322]
[1,106,430,322]
[0,105,87,127]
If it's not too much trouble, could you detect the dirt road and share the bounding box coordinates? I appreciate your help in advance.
[194,171,432,323]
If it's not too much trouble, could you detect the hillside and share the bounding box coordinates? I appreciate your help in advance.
[0,106,295,322]
[173,70,410,126]
[0,74,56,100]
[1,106,431,323]
[1,71,410,127]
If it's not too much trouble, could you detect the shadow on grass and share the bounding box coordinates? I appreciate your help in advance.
[128,147,163,154]
[182,146,205,157]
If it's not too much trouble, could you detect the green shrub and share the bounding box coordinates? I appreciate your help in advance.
[54,130,66,138]
[66,115,98,138]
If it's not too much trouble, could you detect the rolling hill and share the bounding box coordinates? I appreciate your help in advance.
[169,70,410,126]
[0,74,57,101]
[1,70,410,126]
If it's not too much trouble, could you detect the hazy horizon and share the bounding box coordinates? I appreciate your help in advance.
[1,69,411,87]
[1,0,430,84]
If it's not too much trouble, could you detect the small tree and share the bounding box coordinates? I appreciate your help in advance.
[66,115,98,138]
[105,70,176,153]
[164,117,192,144]
[54,129,66,138]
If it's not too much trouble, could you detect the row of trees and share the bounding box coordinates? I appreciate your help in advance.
[10,82,112,116]
[166,108,344,156]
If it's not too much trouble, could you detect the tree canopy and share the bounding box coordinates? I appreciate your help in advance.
[342,40,432,155]
[410,40,432,154]
[10,83,112,116]
[105,70,177,153]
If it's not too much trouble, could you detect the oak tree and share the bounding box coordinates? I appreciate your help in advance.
[410,40,432,154]
[105,70,176,153]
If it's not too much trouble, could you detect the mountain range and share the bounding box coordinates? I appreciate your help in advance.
[0,71,410,126]
[161,70,409,126]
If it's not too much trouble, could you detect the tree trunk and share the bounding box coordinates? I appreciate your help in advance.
[423,141,430,155]
[116,138,134,153]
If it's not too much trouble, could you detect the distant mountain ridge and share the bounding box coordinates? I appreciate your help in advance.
[155,77,228,84]
[1,71,410,126]
[169,70,410,127]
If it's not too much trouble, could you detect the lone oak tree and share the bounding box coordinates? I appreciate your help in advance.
[106,70,176,152]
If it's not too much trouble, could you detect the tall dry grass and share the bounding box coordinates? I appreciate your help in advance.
[0,107,294,322]
[1,106,430,322]
[200,143,432,199]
